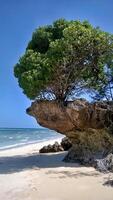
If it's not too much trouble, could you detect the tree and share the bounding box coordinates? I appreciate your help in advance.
[14,19,113,102]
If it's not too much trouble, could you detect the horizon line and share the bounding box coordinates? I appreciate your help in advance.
[0,127,45,129]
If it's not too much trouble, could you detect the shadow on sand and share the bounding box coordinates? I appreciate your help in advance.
[0,152,100,178]
[0,152,75,174]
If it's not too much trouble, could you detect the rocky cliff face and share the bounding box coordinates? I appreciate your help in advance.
[27,99,113,163]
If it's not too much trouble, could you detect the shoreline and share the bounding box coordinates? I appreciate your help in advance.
[0,138,113,200]
[0,136,63,152]
[0,137,63,156]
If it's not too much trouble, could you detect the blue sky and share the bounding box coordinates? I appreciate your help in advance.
[0,0,113,128]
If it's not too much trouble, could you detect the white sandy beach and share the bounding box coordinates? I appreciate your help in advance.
[0,138,113,200]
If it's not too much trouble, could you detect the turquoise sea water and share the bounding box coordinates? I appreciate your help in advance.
[0,128,63,150]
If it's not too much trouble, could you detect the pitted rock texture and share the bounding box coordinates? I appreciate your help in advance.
[95,153,113,172]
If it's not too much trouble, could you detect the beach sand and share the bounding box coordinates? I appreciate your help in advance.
[0,138,113,200]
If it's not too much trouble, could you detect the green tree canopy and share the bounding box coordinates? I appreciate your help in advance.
[14,19,113,101]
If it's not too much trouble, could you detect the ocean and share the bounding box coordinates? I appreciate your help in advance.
[0,128,63,150]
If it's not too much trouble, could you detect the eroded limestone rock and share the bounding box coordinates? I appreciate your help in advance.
[95,153,113,172]
[27,99,113,164]
[61,137,72,151]
[39,142,63,153]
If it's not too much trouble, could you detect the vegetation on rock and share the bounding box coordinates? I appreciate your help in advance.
[64,130,113,163]
[14,19,113,101]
